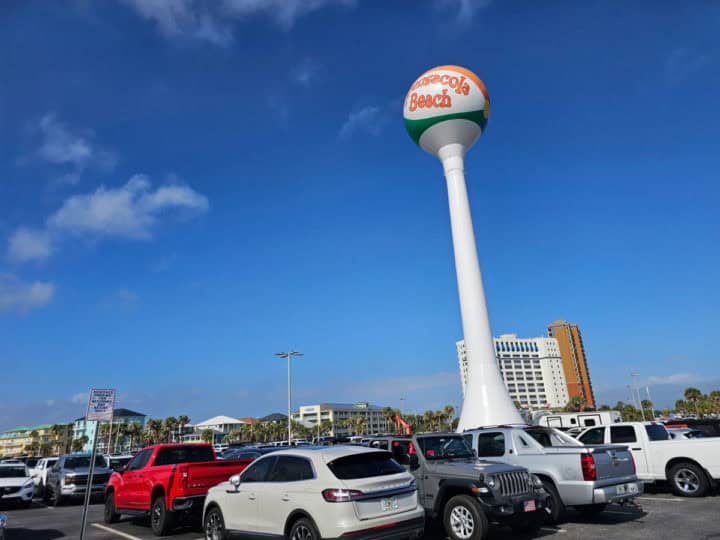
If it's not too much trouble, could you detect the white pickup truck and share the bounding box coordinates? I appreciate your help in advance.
[577,422,720,497]
[463,426,641,522]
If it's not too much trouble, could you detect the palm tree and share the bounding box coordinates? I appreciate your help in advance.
[178,415,190,440]
[684,387,703,416]
[146,418,163,444]
[319,419,333,437]
[125,422,141,452]
[565,396,587,412]
[641,399,654,419]
[163,417,178,443]
[50,424,63,455]
[72,435,89,452]
[443,405,455,430]
[201,429,214,444]
[98,423,111,452]
[353,416,366,436]
[674,400,688,415]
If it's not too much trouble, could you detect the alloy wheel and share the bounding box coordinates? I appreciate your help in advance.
[449,505,475,540]
[292,524,313,540]
[206,511,223,540]
[675,468,700,494]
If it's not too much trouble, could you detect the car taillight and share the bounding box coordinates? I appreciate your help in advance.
[180,471,188,489]
[581,454,597,481]
[322,488,363,502]
[630,453,636,474]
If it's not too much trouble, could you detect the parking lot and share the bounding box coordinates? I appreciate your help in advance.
[1,488,718,540]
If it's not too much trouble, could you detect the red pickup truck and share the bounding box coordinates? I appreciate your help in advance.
[104,443,251,536]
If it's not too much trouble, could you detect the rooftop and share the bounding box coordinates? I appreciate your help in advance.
[195,415,244,426]
[74,408,146,422]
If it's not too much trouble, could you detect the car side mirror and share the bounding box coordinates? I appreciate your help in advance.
[229,474,241,489]
[408,454,419,470]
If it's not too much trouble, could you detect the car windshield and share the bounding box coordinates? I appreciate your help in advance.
[154,445,215,465]
[416,435,474,460]
[64,456,106,469]
[109,457,131,468]
[524,427,580,447]
[645,424,670,441]
[0,466,28,478]
[26,458,39,468]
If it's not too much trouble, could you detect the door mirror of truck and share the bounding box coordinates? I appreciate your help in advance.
[229,474,241,489]
[408,454,420,470]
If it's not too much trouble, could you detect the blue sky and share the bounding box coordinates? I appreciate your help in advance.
[1,1,719,431]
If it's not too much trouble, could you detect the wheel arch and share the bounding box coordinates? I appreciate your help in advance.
[284,510,317,538]
[665,458,712,483]
[433,480,477,516]
[151,484,166,509]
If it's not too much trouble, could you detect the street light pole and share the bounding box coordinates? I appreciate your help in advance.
[275,351,303,445]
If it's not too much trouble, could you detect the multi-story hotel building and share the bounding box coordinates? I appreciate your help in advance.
[457,334,570,409]
[292,402,391,436]
[547,320,596,408]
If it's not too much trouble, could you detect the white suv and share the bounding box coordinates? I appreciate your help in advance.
[203,445,424,540]
[30,457,57,496]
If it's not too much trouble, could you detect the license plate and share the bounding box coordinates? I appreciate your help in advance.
[523,500,536,512]
[617,483,638,495]
[381,497,399,511]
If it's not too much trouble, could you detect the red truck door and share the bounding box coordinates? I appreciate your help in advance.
[122,448,154,508]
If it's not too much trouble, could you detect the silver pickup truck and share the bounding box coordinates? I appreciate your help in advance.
[463,426,641,522]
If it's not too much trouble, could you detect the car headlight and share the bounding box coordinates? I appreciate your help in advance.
[530,474,543,488]
[485,475,496,488]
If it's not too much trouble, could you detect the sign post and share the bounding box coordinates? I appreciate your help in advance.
[79,388,115,540]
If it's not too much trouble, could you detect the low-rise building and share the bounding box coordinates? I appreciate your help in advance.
[0,424,73,457]
[292,402,392,436]
[72,408,146,453]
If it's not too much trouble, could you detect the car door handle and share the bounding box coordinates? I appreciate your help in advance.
[281,493,290,501]
[248,493,256,500]
[632,447,641,451]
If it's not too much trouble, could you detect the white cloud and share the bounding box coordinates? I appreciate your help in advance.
[435,0,491,24]
[47,175,208,240]
[71,393,87,404]
[120,0,355,44]
[36,114,116,184]
[647,373,701,385]
[8,228,52,263]
[290,58,324,87]
[0,274,55,314]
[7,175,208,263]
[338,105,388,140]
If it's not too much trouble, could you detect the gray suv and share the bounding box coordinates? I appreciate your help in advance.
[44,454,112,506]
[368,434,548,540]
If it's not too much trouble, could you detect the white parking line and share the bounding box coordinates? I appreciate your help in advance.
[636,496,683,502]
[91,523,144,540]
[540,527,567,533]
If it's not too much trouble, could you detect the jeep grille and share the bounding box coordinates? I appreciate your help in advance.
[495,471,530,497]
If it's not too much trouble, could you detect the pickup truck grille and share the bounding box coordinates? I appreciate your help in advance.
[65,473,110,485]
[495,471,530,497]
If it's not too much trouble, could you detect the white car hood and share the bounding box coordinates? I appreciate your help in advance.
[0,477,31,488]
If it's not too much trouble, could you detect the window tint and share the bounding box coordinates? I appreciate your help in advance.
[645,424,670,441]
[64,456,107,469]
[154,445,214,465]
[268,456,314,482]
[327,452,404,479]
[524,427,579,447]
[610,426,637,443]
[128,449,153,471]
[578,428,605,445]
[584,419,596,427]
[463,434,473,450]
[476,433,505,457]
[242,456,276,483]
[416,436,474,460]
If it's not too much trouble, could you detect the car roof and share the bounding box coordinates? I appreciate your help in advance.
[261,444,389,460]
[0,463,27,468]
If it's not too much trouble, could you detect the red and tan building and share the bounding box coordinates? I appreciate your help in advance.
[547,320,596,409]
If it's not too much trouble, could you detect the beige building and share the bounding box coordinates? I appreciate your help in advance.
[292,402,392,436]
[0,424,72,457]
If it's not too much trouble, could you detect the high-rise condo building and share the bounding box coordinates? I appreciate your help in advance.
[546,320,596,409]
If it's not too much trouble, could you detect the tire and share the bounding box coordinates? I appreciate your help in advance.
[104,492,120,523]
[52,484,64,507]
[510,511,543,534]
[668,462,709,497]
[575,503,607,516]
[37,483,45,499]
[204,506,227,540]
[288,517,321,540]
[23,499,33,509]
[540,480,565,524]
[151,495,174,536]
[42,483,51,503]
[443,494,489,540]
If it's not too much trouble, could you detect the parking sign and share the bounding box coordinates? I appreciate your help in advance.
[86,388,116,421]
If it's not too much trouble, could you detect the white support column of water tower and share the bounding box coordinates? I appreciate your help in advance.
[403,65,523,431]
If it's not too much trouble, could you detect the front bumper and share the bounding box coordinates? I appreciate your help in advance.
[60,484,106,497]
[331,516,425,540]
[592,481,643,504]
[0,485,34,502]
[480,492,548,519]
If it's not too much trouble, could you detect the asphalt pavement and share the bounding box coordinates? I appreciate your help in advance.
[1,488,718,540]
